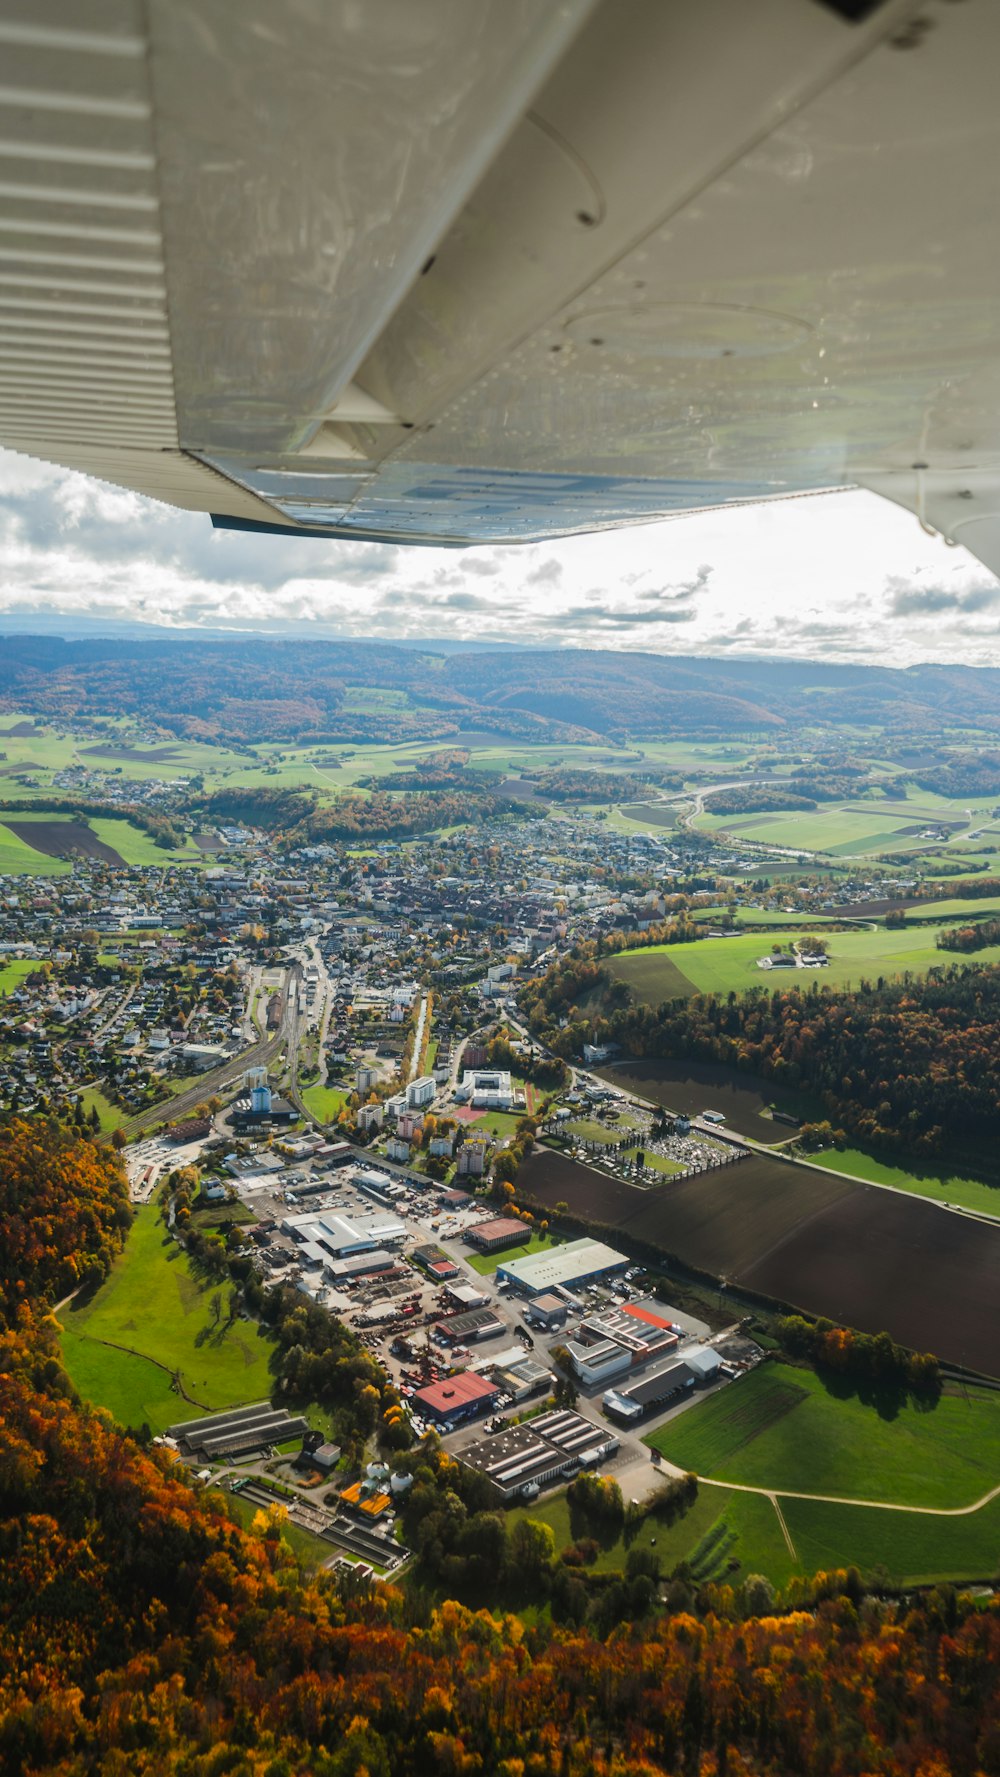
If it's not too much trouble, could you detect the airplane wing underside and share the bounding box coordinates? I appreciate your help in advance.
[3,0,1000,573]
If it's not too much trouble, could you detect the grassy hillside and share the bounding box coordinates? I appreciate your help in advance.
[60,1205,275,1432]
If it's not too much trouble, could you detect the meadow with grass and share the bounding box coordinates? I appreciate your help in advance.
[807,1146,1000,1216]
[607,921,1000,1002]
[60,1204,275,1433]
[646,1363,1000,1509]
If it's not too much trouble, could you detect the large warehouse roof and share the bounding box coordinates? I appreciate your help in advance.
[498,1238,626,1293]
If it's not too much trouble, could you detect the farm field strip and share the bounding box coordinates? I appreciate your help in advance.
[520,1146,1000,1376]
[807,1147,1000,1217]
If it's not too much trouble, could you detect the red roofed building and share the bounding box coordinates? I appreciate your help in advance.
[621,1302,677,1330]
[413,1372,499,1425]
[465,1216,527,1253]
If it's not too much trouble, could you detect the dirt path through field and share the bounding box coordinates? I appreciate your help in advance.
[697,1474,1000,1517]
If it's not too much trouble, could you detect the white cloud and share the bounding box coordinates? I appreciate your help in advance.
[0,448,997,664]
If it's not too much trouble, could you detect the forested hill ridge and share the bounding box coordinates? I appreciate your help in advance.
[5,631,1000,743]
[2,1121,1000,1775]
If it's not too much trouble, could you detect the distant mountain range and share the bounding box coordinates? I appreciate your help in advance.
[1,631,999,745]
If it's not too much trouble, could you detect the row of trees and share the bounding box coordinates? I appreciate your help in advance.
[776,1315,940,1397]
[937,918,1000,951]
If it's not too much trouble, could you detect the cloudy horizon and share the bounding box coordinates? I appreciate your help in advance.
[2,448,999,667]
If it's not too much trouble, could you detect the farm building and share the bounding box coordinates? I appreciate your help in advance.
[413,1371,499,1426]
[465,1216,528,1253]
[167,1403,310,1460]
[496,1237,628,1297]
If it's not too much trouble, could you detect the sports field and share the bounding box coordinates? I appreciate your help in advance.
[60,1205,275,1432]
[646,1363,1000,1508]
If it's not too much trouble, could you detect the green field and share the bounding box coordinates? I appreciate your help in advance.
[781,1490,1000,1587]
[808,1147,1000,1216]
[60,1205,276,1432]
[507,1481,798,1589]
[87,815,203,867]
[301,1083,348,1123]
[0,824,70,876]
[608,923,1000,1001]
[0,956,38,993]
[466,1232,565,1275]
[645,1364,1000,1509]
[79,1084,122,1134]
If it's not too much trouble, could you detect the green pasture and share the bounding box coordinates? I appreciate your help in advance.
[507,1481,797,1590]
[0,822,70,875]
[645,1364,1000,1509]
[607,922,1000,1002]
[781,1491,1000,1587]
[908,893,1000,920]
[78,1084,122,1133]
[0,957,38,993]
[87,815,203,867]
[60,1205,276,1432]
[806,1147,1000,1216]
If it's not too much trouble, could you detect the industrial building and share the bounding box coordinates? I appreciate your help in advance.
[496,1237,628,1297]
[524,1291,570,1331]
[413,1371,499,1426]
[433,1306,507,1346]
[465,1216,528,1254]
[283,1209,406,1260]
[444,1281,490,1311]
[567,1302,680,1386]
[324,1250,400,1284]
[603,1360,697,1424]
[458,1408,619,1501]
[412,1242,459,1280]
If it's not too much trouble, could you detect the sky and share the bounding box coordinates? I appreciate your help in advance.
[1,446,998,665]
